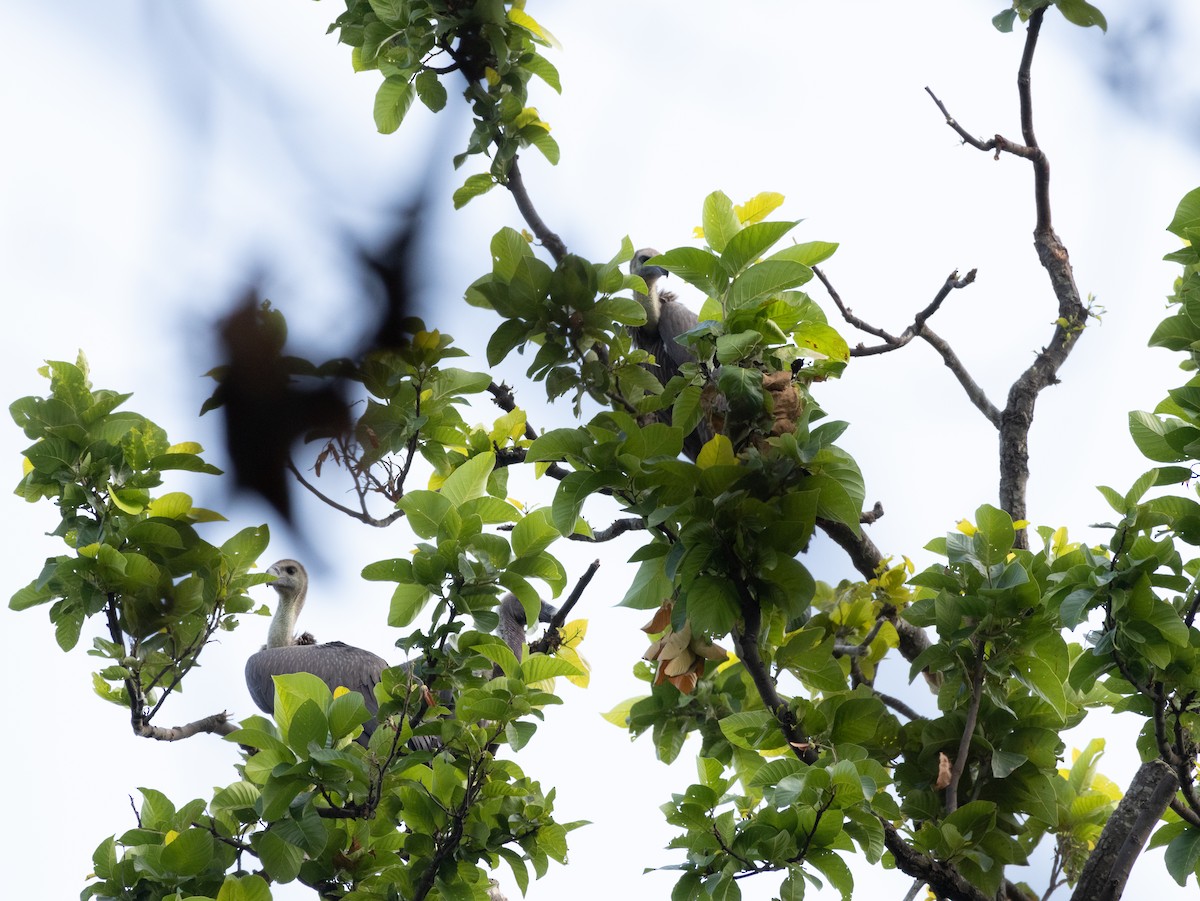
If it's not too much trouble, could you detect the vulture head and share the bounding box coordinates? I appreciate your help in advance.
[264,558,308,647]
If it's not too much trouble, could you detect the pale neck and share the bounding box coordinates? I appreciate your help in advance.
[267,590,303,647]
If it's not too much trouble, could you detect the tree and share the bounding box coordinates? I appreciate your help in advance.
[8,2,1200,900]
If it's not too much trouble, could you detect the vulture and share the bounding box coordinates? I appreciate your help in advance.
[630,248,711,459]
[245,558,556,740]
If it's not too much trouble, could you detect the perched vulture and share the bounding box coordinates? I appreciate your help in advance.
[630,248,712,459]
[245,559,556,741]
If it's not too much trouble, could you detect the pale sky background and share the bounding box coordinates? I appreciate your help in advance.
[3,2,1199,899]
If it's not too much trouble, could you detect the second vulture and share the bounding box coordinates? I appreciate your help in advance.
[245,558,556,739]
[630,247,712,459]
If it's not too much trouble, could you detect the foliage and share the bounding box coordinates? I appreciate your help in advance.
[9,353,266,724]
[12,3,1200,901]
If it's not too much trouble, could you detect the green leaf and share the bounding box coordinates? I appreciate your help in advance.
[648,247,727,298]
[993,9,1018,31]
[777,241,838,267]
[512,507,560,557]
[728,260,813,309]
[719,220,800,276]
[162,828,214,878]
[523,53,561,93]
[719,710,786,753]
[374,76,415,134]
[685,576,738,634]
[620,555,673,609]
[1129,411,1186,463]
[551,471,613,535]
[414,70,447,112]
[221,525,270,569]
[397,490,452,539]
[1164,826,1200,886]
[793,322,850,363]
[453,173,497,209]
[1055,0,1107,31]
[490,227,533,280]
[216,874,272,901]
[702,191,741,254]
[1168,187,1200,239]
[328,691,371,740]
[368,0,405,22]
[252,829,305,883]
[522,655,583,682]
[389,583,432,627]
[1012,655,1068,720]
[441,452,495,507]
[9,579,53,611]
[527,427,588,462]
[807,848,853,899]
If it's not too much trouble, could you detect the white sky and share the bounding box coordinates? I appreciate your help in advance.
[2,2,1199,899]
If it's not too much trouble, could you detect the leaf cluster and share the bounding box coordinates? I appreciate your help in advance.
[325,0,562,204]
[10,354,267,721]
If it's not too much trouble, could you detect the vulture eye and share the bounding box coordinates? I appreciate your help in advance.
[285,565,297,574]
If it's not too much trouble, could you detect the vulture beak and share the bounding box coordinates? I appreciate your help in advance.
[641,264,669,282]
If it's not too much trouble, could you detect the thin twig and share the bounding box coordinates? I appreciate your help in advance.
[815,266,1000,427]
[945,639,987,814]
[287,458,406,527]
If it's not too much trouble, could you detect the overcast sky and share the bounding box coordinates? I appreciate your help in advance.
[3,2,1200,899]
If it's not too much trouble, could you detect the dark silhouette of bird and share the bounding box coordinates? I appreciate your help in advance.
[245,559,556,742]
[206,293,350,522]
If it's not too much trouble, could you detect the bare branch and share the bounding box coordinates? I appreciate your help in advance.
[1170,797,1200,829]
[504,158,567,263]
[287,458,406,527]
[815,266,1000,426]
[569,517,647,542]
[927,9,1089,543]
[876,691,925,722]
[133,712,238,740]
[944,640,986,814]
[536,559,600,642]
[919,325,1003,427]
[1069,760,1178,901]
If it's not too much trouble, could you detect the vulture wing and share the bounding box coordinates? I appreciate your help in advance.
[246,641,388,734]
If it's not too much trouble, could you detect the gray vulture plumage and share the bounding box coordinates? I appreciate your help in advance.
[630,247,712,459]
[245,559,556,741]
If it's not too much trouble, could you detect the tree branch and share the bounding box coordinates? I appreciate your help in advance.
[1069,760,1178,901]
[927,9,1089,545]
[568,517,647,541]
[881,819,994,901]
[731,581,818,765]
[134,712,238,740]
[287,458,406,527]
[815,266,1000,426]
[944,640,986,814]
[504,158,567,263]
[532,559,599,649]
